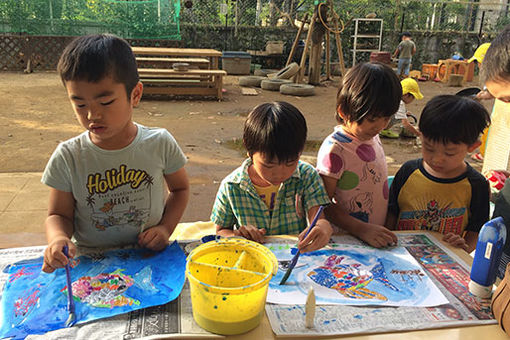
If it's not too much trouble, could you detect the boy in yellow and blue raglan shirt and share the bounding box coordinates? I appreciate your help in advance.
[386,95,490,253]
[41,34,189,273]
[211,102,332,253]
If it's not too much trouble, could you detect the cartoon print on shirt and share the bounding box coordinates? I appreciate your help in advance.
[361,163,381,184]
[418,200,452,231]
[347,192,374,223]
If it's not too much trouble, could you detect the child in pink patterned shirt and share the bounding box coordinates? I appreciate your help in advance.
[316,62,401,248]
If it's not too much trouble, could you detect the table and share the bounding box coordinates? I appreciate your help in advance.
[131,47,226,100]
[131,46,222,69]
[2,228,508,339]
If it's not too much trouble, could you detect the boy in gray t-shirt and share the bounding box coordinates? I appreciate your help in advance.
[41,34,189,273]
[393,32,416,78]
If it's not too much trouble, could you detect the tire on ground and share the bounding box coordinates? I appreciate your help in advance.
[274,62,299,79]
[280,83,315,96]
[239,76,266,87]
[254,69,278,77]
[260,79,293,91]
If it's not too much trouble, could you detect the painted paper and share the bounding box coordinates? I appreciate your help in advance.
[267,243,448,307]
[0,242,186,340]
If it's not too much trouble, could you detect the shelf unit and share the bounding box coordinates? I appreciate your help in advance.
[351,18,383,66]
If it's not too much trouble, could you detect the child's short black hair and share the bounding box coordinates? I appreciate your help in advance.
[336,62,402,123]
[243,101,307,163]
[481,24,510,83]
[57,34,139,97]
[401,31,412,38]
[419,95,490,145]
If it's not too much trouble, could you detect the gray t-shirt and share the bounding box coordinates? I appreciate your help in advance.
[42,123,187,248]
[398,40,415,59]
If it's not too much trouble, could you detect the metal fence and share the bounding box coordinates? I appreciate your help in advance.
[180,0,510,35]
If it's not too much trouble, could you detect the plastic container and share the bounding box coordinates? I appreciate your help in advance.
[186,238,278,335]
[221,51,252,75]
[469,217,507,298]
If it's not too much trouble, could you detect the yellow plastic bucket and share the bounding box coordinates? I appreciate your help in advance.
[186,238,278,335]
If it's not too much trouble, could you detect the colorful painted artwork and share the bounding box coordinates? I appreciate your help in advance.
[0,242,186,340]
[266,243,448,307]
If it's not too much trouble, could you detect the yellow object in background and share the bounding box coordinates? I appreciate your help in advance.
[468,43,491,64]
[401,78,424,99]
[186,238,278,335]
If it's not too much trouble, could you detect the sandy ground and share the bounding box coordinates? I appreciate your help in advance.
[0,72,490,223]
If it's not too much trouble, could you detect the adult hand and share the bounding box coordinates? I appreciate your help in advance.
[138,225,171,251]
[297,219,333,253]
[357,223,398,248]
[443,233,469,252]
[42,237,76,273]
[233,225,266,243]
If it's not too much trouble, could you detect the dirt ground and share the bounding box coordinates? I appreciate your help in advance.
[0,72,491,223]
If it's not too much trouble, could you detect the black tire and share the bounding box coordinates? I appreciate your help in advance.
[280,83,315,96]
[239,76,266,87]
[260,79,293,91]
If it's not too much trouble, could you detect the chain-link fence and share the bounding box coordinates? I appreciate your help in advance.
[181,0,509,35]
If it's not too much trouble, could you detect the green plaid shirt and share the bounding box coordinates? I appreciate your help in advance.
[211,159,330,235]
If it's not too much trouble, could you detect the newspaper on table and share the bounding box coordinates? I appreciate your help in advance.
[265,233,496,337]
[0,245,223,340]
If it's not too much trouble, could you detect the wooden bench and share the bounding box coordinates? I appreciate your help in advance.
[139,68,226,100]
[136,57,210,69]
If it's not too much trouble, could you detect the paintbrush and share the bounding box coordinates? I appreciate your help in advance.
[279,205,325,285]
[63,245,76,327]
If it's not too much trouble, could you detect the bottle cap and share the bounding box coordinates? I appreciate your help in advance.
[469,280,492,298]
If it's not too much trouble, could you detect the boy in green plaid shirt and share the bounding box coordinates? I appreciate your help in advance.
[211,102,332,253]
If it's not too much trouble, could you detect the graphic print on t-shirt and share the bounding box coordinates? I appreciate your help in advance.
[85,164,152,232]
[398,199,466,235]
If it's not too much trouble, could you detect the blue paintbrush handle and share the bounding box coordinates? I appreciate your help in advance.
[279,205,325,285]
[63,245,75,314]
[302,205,325,240]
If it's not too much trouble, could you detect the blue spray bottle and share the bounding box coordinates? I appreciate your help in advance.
[469,217,507,298]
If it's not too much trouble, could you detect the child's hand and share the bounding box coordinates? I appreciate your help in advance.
[234,225,266,243]
[42,237,76,273]
[358,223,398,248]
[138,225,171,251]
[298,219,333,253]
[442,233,469,252]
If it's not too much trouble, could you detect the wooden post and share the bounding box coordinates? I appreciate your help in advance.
[295,10,316,84]
[326,30,331,80]
[309,4,327,85]
[286,13,309,67]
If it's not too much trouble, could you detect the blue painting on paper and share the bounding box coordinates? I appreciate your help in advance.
[266,243,448,307]
[0,241,186,340]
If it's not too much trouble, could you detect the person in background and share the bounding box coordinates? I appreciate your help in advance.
[393,32,416,79]
[380,78,423,139]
